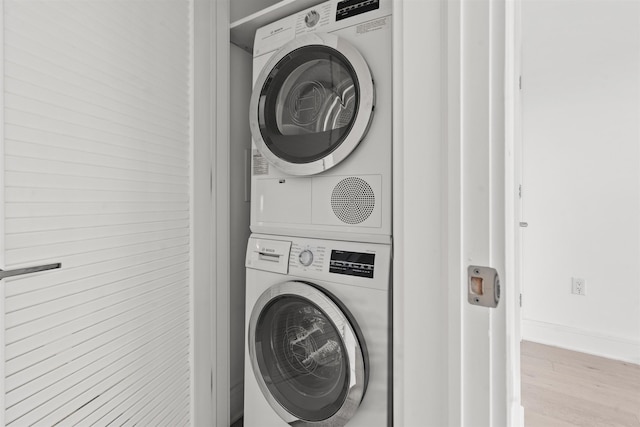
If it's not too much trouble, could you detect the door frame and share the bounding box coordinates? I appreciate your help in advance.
[207,0,522,424]
[392,0,522,425]
[0,0,6,424]
[506,0,525,423]
[194,0,231,425]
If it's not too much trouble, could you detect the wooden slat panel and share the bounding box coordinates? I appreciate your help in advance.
[4,59,187,128]
[5,228,189,265]
[6,202,188,218]
[6,294,188,404]
[6,210,189,233]
[5,137,188,177]
[5,14,189,111]
[5,219,189,248]
[6,270,189,353]
[132,378,191,426]
[5,242,189,296]
[7,319,189,425]
[60,349,190,425]
[3,0,192,424]
[5,285,187,388]
[6,124,189,168]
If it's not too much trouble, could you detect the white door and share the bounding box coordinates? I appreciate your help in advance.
[0,1,193,425]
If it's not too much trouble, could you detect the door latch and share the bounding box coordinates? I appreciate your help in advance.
[468,265,500,308]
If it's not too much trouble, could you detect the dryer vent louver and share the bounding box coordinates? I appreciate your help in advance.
[331,177,375,225]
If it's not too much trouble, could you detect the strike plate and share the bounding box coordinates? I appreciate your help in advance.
[468,265,500,308]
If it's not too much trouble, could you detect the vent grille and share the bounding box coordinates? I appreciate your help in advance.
[331,177,375,224]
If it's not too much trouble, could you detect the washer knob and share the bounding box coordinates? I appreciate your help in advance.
[299,250,314,267]
[305,10,320,28]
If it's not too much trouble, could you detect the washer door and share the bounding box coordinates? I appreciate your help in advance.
[249,33,375,176]
[248,281,368,426]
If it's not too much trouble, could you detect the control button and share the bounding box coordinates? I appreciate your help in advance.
[299,249,314,266]
[305,10,320,27]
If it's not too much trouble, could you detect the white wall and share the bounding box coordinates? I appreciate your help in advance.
[521,0,640,363]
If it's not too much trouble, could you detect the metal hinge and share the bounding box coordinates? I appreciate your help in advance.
[519,75,522,90]
[518,184,522,199]
[519,293,523,307]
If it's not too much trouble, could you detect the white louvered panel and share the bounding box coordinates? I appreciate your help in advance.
[6,125,189,170]
[5,238,190,300]
[6,301,189,416]
[5,273,189,377]
[5,201,189,219]
[5,139,188,178]
[3,0,192,425]
[5,284,188,389]
[63,346,189,425]
[6,228,189,265]
[6,245,188,300]
[5,6,189,114]
[5,53,188,126]
[7,210,189,233]
[7,319,189,425]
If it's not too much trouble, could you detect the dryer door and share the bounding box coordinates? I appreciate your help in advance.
[248,281,368,426]
[249,33,375,176]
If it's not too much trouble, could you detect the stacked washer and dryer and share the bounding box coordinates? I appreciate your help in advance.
[244,1,392,426]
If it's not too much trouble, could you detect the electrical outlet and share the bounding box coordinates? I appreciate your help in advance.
[572,277,586,296]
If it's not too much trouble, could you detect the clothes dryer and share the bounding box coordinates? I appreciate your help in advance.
[249,0,392,244]
[244,234,391,426]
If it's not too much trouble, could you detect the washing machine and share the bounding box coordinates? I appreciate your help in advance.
[249,0,392,244]
[244,234,391,426]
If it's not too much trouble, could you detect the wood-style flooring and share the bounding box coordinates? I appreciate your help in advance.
[521,341,640,427]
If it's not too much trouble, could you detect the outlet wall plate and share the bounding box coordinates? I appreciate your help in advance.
[572,277,586,296]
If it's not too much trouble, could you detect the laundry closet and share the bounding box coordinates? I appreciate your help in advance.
[228,0,393,425]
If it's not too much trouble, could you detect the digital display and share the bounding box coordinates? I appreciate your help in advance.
[330,250,375,278]
[336,0,380,21]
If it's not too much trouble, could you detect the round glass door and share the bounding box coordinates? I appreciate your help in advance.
[248,281,368,426]
[249,33,375,176]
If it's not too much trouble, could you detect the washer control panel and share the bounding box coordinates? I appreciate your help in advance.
[249,234,389,290]
[290,242,327,273]
[329,250,375,278]
[289,241,375,279]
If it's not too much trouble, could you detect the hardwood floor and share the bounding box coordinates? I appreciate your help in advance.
[521,341,640,427]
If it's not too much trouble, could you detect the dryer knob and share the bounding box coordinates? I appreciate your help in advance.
[299,250,314,267]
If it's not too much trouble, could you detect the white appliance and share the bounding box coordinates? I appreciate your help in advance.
[249,0,392,244]
[244,234,391,427]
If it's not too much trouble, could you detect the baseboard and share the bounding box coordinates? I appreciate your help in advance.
[508,401,524,427]
[230,382,244,424]
[522,319,640,364]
